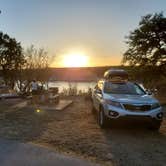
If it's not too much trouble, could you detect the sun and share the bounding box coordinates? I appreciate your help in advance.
[63,52,89,67]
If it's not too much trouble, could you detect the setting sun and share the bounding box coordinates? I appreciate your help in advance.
[63,52,89,67]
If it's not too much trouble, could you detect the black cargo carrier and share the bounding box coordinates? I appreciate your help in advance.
[104,69,128,81]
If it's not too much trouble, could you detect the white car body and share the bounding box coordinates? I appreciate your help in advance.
[92,80,163,129]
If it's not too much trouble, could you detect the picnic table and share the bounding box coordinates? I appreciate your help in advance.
[29,87,60,105]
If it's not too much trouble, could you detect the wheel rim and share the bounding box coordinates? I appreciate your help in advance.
[99,111,103,126]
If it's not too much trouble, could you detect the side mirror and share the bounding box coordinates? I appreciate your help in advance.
[146,89,153,95]
[152,88,158,95]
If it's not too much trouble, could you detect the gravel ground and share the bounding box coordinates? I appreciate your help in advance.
[0,97,166,166]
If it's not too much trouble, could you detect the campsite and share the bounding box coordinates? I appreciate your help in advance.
[0,1,166,166]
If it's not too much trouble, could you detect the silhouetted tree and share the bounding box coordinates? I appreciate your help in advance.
[16,45,55,93]
[0,32,25,88]
[122,12,166,76]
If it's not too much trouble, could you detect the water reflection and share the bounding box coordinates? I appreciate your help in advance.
[48,81,96,93]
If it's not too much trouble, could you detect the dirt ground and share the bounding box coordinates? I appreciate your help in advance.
[0,97,166,166]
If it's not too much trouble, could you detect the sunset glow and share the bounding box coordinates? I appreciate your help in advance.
[1,1,165,67]
[62,52,89,67]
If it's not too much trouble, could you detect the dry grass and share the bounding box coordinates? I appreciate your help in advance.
[0,97,166,166]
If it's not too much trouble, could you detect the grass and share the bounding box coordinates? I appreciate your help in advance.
[0,96,165,166]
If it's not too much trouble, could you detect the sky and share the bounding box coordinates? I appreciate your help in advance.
[0,0,166,67]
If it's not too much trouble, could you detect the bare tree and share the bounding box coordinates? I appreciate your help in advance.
[16,45,55,93]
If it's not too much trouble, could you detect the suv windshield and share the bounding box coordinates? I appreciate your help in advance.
[104,82,146,95]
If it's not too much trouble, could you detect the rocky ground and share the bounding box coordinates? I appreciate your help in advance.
[0,97,165,166]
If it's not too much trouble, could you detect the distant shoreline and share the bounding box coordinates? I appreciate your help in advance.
[49,80,97,82]
[49,66,124,81]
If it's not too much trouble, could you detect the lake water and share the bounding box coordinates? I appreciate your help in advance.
[48,81,96,93]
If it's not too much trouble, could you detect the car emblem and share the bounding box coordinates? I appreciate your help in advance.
[135,106,140,110]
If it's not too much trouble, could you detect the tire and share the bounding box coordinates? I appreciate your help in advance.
[150,120,161,131]
[98,107,109,128]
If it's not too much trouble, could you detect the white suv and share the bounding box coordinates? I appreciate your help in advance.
[92,69,163,130]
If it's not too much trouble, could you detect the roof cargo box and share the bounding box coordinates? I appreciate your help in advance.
[104,69,128,81]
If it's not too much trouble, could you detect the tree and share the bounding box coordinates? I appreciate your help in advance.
[122,12,166,76]
[16,45,55,93]
[0,32,25,88]
[24,45,54,81]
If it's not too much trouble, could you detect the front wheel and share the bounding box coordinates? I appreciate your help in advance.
[98,108,109,128]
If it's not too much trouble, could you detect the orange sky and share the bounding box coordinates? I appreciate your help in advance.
[1,0,165,67]
[50,44,124,67]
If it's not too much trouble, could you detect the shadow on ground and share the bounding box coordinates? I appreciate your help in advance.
[0,100,57,141]
[102,119,166,166]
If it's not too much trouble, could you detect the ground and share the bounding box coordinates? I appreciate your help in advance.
[0,138,98,166]
[0,97,166,166]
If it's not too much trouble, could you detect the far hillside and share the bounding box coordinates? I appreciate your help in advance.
[49,66,128,81]
[49,66,166,98]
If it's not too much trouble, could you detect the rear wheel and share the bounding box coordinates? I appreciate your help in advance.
[98,107,109,128]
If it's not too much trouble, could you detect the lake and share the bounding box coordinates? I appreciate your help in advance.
[48,81,96,93]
